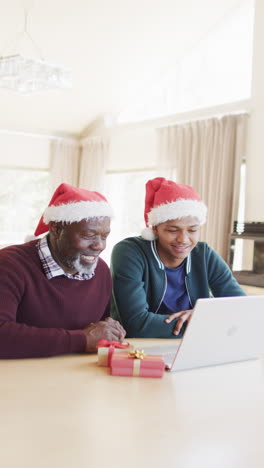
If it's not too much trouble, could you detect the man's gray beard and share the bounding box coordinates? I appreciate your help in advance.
[65,255,98,275]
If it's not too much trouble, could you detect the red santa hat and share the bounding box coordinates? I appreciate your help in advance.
[141,177,207,240]
[33,182,113,237]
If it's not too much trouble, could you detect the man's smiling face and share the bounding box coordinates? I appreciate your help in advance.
[49,217,110,275]
[153,216,200,268]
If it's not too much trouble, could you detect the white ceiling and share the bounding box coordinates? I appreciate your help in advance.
[0,0,242,137]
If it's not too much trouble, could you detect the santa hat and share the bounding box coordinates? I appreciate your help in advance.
[33,183,113,237]
[141,177,207,241]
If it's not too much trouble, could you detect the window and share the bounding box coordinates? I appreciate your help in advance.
[102,169,159,265]
[0,169,49,248]
[232,161,246,270]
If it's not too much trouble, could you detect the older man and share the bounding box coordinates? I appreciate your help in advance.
[0,183,125,359]
[111,177,246,338]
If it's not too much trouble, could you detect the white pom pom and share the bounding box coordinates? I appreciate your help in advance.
[24,234,38,243]
[141,227,157,241]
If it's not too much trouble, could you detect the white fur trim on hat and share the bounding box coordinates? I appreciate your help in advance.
[43,200,113,224]
[148,198,207,226]
[141,227,157,241]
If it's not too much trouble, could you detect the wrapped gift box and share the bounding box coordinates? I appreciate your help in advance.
[97,339,133,367]
[111,350,165,378]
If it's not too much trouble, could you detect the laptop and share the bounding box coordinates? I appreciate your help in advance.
[144,295,264,372]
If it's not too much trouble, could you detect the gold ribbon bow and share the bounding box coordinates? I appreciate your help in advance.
[128,349,145,359]
[128,349,145,377]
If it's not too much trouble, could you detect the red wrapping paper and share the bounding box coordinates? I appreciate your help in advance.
[97,339,132,367]
[111,352,165,378]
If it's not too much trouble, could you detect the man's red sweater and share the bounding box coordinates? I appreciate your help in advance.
[0,241,112,359]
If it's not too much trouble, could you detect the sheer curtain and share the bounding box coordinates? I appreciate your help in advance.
[157,113,248,260]
[49,139,80,192]
[79,137,109,192]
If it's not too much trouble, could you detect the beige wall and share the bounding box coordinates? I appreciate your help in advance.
[0,133,50,169]
[245,0,264,221]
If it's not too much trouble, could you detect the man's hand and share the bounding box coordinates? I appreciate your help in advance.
[165,309,193,335]
[83,317,126,352]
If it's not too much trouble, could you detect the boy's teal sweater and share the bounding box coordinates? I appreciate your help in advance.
[110,237,246,338]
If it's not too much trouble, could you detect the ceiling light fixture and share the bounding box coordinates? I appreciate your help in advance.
[0,9,72,94]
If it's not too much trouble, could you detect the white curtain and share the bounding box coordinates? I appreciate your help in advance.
[79,137,109,192]
[156,113,248,260]
[49,139,80,193]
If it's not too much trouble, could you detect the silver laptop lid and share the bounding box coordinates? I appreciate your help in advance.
[170,295,264,372]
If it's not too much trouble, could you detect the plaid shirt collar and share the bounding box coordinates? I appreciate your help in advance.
[37,235,94,281]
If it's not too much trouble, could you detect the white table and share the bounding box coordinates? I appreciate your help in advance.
[1,338,264,468]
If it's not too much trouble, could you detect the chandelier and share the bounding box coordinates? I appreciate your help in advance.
[0,9,72,94]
